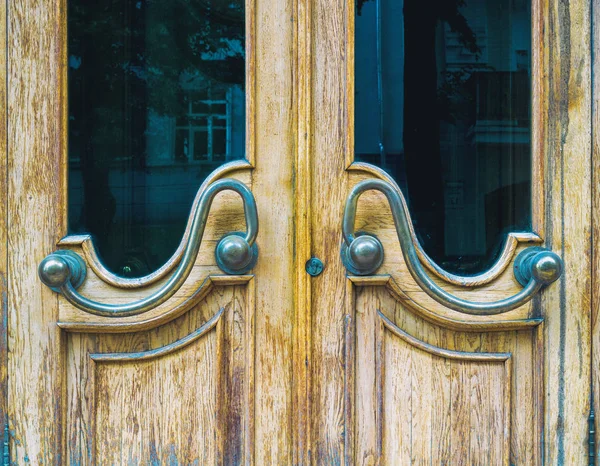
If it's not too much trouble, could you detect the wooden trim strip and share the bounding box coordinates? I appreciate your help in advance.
[378,311,512,362]
[245,0,256,168]
[503,356,513,464]
[292,0,313,461]
[349,276,544,331]
[343,314,355,465]
[58,274,253,333]
[90,307,224,362]
[375,315,385,462]
[0,0,7,452]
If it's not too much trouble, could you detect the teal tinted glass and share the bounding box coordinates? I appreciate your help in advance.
[355,0,532,274]
[68,0,245,278]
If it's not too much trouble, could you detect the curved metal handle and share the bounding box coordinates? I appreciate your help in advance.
[341,179,563,316]
[38,179,259,317]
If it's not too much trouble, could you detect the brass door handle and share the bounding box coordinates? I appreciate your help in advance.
[341,179,563,316]
[38,179,259,317]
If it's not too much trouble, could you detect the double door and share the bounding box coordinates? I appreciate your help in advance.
[3,0,597,463]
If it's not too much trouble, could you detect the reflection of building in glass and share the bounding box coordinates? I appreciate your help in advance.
[355,0,531,273]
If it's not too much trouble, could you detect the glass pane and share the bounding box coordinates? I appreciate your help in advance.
[355,0,532,275]
[193,130,209,161]
[68,0,246,277]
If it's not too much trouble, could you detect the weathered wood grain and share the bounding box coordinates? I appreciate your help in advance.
[0,0,7,452]
[66,285,254,464]
[310,0,359,459]
[58,274,253,332]
[251,0,295,461]
[348,286,544,464]
[292,0,313,462]
[352,288,514,464]
[7,0,68,462]
[352,275,539,332]
[594,1,600,465]
[542,0,593,463]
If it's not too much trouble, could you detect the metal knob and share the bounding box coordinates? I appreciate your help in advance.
[215,232,258,275]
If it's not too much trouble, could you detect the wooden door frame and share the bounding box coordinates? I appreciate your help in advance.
[539,0,594,462]
[593,1,600,465]
[0,0,7,462]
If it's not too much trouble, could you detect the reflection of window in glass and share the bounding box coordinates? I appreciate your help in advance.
[174,88,233,166]
[355,0,531,275]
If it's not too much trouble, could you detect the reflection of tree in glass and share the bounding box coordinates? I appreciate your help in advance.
[68,0,245,273]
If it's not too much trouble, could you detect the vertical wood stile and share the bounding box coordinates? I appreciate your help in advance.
[375,316,384,464]
[7,0,68,462]
[504,357,513,465]
[592,0,600,464]
[543,0,593,463]
[252,0,295,460]
[533,325,545,466]
[215,315,226,464]
[244,279,256,465]
[310,0,350,459]
[343,303,355,465]
[532,0,547,237]
[353,288,377,464]
[293,0,313,461]
[0,0,7,460]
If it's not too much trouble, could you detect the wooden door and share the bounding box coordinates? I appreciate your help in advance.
[2,0,595,465]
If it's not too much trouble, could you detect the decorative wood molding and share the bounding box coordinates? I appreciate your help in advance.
[349,275,543,331]
[90,307,224,362]
[348,162,544,287]
[58,160,253,290]
[377,311,512,361]
[58,275,253,333]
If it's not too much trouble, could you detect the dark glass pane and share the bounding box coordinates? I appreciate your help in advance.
[213,129,227,159]
[191,100,211,114]
[68,0,246,277]
[193,130,209,161]
[355,0,531,275]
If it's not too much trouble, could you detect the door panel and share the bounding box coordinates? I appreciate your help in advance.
[66,285,253,464]
[350,286,541,464]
